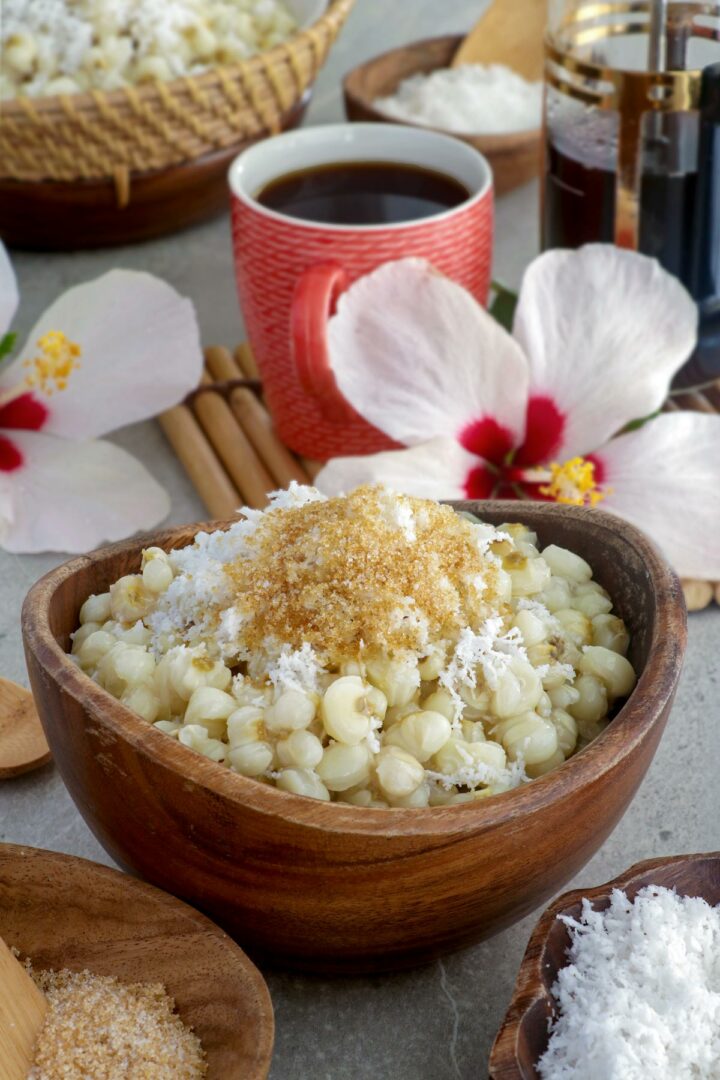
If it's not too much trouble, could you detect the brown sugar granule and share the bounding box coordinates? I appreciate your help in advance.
[227,485,502,665]
[28,965,206,1080]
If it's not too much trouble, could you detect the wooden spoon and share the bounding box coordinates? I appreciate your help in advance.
[452,0,547,80]
[0,935,47,1079]
[0,679,51,779]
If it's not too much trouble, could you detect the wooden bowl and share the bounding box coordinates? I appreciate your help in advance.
[343,36,542,196]
[489,852,720,1078]
[0,842,274,1079]
[21,502,686,974]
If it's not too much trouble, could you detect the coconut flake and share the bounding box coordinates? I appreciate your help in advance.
[539,886,720,1080]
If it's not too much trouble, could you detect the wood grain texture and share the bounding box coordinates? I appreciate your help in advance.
[343,36,541,195]
[0,935,47,1080]
[451,0,546,79]
[0,843,273,1079]
[21,502,686,974]
[0,678,51,780]
[0,98,308,251]
[489,852,720,1079]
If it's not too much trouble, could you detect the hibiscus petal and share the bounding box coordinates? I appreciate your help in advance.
[513,245,698,460]
[328,259,529,448]
[0,241,19,338]
[2,431,171,554]
[315,437,480,500]
[596,413,720,579]
[6,271,202,439]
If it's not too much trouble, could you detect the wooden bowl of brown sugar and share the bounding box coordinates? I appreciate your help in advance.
[21,501,686,974]
[0,843,274,1079]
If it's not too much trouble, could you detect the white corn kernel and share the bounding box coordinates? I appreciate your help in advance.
[228,741,274,776]
[390,783,431,808]
[503,552,551,596]
[385,710,452,763]
[375,746,425,799]
[525,749,566,778]
[492,711,558,765]
[142,557,173,595]
[591,614,630,656]
[568,674,608,724]
[71,622,101,652]
[572,591,613,618]
[542,544,592,583]
[420,689,456,722]
[184,687,237,738]
[384,701,422,728]
[554,608,592,648]
[539,577,573,613]
[117,620,152,646]
[316,743,372,791]
[418,645,446,681]
[365,656,419,707]
[551,708,578,756]
[547,684,579,710]
[580,646,636,700]
[276,729,324,770]
[536,691,553,719]
[320,676,372,744]
[276,768,330,801]
[512,609,547,648]
[77,629,116,670]
[343,788,373,807]
[265,689,316,734]
[227,707,265,748]
[169,649,232,700]
[122,683,160,724]
[79,592,112,625]
[154,720,181,737]
[461,719,487,743]
[492,657,543,718]
[109,574,153,623]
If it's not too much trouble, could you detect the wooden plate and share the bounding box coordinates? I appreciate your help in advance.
[0,95,309,251]
[0,842,274,1079]
[489,852,720,1078]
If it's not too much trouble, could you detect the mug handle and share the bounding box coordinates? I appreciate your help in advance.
[291,262,357,423]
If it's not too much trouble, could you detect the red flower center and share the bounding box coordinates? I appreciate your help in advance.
[0,392,49,472]
[460,395,567,500]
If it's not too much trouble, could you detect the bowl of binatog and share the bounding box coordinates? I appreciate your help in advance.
[21,500,686,975]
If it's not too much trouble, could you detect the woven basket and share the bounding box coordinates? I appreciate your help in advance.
[0,0,354,191]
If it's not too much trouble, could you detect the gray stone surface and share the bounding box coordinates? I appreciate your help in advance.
[1,2,718,1077]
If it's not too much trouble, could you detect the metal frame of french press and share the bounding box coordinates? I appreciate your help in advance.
[544,1,720,248]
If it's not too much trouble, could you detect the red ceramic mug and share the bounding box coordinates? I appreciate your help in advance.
[229,123,494,461]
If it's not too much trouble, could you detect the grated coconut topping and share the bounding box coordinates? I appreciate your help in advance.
[539,886,720,1080]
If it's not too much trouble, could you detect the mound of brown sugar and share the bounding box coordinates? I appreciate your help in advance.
[227,485,502,664]
[28,965,206,1080]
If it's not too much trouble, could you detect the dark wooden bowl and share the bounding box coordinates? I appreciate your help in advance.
[0,95,308,251]
[21,502,686,974]
[0,842,274,1079]
[489,852,720,1078]
[343,36,542,196]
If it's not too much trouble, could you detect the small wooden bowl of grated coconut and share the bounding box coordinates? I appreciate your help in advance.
[343,36,543,195]
[489,851,720,1079]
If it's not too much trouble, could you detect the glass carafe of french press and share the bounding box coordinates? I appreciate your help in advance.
[543,1,720,386]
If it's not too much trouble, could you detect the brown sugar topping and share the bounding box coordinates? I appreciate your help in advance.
[226,486,502,665]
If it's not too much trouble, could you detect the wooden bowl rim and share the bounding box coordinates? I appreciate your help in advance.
[21,501,685,839]
[489,850,720,1078]
[342,33,542,146]
[0,840,275,1074]
[0,0,346,117]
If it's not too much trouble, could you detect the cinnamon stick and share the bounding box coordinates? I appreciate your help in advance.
[159,405,241,519]
[192,373,274,509]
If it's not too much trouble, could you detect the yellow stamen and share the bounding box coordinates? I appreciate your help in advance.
[539,457,610,507]
[22,330,81,396]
